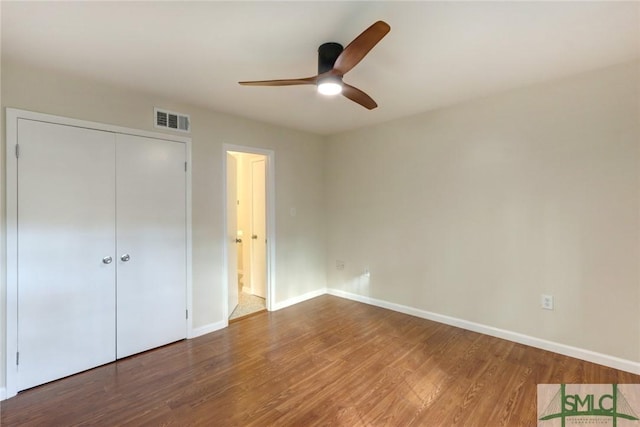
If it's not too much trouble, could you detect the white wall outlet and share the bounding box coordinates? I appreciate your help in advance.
[541,294,554,310]
[336,260,345,270]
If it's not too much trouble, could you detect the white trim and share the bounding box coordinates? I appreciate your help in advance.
[7,108,191,143]
[185,140,194,340]
[4,108,193,400]
[221,150,230,320]
[272,288,327,311]
[6,109,19,399]
[326,289,640,375]
[242,286,252,294]
[188,320,227,339]
[0,387,6,401]
[222,144,276,318]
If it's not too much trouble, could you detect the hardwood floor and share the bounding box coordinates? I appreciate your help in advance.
[1,295,638,426]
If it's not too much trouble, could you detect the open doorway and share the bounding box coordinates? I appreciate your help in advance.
[225,148,273,322]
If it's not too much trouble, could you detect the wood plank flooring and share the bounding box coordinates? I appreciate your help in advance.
[1,295,638,426]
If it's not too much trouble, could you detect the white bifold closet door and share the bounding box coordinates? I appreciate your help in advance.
[17,120,117,391]
[115,134,186,358]
[16,119,186,391]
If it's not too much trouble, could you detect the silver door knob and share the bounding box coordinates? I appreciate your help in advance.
[120,254,130,262]
[102,256,112,264]
[252,234,258,239]
[235,238,242,243]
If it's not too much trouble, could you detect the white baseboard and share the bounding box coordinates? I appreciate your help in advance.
[188,320,227,339]
[326,288,640,375]
[184,288,639,374]
[242,286,252,294]
[186,288,326,338]
[272,288,327,311]
[0,387,6,401]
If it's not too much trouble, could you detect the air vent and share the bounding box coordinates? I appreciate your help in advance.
[154,108,190,133]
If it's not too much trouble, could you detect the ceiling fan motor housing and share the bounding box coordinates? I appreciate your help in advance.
[239,21,389,109]
[318,42,344,74]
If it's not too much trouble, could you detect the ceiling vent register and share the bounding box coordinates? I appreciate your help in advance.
[154,108,190,133]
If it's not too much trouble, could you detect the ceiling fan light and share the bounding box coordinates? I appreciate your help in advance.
[317,78,342,96]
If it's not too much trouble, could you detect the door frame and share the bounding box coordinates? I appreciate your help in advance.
[223,144,275,318]
[4,108,193,399]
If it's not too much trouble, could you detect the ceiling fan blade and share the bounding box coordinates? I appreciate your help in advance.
[239,76,317,86]
[342,83,378,110]
[333,21,390,76]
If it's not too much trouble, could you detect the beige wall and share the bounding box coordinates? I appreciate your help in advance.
[2,57,639,394]
[0,60,327,391]
[326,61,640,362]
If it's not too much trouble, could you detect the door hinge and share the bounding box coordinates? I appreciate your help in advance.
[184,162,187,172]
[186,309,189,319]
[16,352,19,366]
[15,144,20,158]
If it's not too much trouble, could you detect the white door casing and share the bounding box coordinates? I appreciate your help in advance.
[16,119,117,391]
[250,158,267,298]
[5,109,192,398]
[115,134,187,358]
[222,144,275,318]
[226,153,239,317]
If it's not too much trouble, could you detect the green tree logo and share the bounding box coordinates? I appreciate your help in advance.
[539,384,639,427]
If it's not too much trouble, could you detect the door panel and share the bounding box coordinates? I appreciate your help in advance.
[17,119,117,391]
[227,153,239,317]
[115,134,186,358]
[250,159,267,298]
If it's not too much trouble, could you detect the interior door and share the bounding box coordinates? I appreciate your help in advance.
[227,153,239,317]
[250,158,267,298]
[115,134,187,358]
[17,119,117,391]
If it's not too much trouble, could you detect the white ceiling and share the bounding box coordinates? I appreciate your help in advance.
[2,1,639,136]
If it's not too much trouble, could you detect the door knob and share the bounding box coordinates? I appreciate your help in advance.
[252,234,258,239]
[102,256,112,264]
[120,254,131,262]
[235,238,242,243]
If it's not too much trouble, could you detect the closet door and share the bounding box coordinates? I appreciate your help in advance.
[17,119,117,391]
[115,134,187,358]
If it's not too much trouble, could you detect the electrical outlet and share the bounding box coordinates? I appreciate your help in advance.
[541,294,554,310]
[336,260,345,270]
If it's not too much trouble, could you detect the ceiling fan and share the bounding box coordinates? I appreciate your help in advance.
[239,21,391,110]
